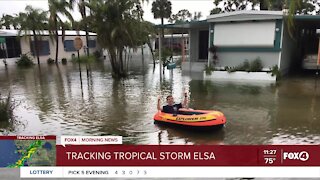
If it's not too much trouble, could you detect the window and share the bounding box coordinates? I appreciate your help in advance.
[0,37,22,58]
[214,22,276,47]
[88,40,96,48]
[7,37,22,58]
[64,40,76,52]
[30,40,50,56]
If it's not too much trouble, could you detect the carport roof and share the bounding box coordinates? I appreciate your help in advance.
[295,15,320,20]
[155,20,209,29]
[294,15,320,28]
[155,12,320,29]
[0,30,97,37]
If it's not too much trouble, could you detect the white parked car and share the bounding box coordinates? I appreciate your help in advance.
[303,54,319,70]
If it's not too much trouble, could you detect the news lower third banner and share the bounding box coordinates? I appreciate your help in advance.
[2,136,320,178]
[56,145,317,166]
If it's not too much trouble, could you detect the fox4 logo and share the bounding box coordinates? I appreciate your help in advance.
[283,151,309,161]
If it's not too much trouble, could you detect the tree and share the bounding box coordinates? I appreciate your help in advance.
[210,0,316,14]
[295,0,317,15]
[192,11,202,21]
[1,14,15,29]
[17,6,48,64]
[78,0,91,57]
[87,0,147,78]
[168,9,191,24]
[132,20,157,67]
[71,20,86,30]
[131,3,157,68]
[143,21,157,68]
[48,0,74,63]
[63,21,73,30]
[210,0,251,14]
[152,0,172,31]
[152,0,172,74]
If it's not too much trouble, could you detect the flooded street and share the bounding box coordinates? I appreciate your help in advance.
[0,60,320,145]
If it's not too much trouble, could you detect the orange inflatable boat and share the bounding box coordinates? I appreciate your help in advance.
[154,108,226,129]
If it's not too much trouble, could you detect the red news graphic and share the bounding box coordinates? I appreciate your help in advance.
[56,145,320,166]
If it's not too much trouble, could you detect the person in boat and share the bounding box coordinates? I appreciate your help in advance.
[157,93,188,114]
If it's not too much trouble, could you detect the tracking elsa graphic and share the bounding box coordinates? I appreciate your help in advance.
[8,140,43,168]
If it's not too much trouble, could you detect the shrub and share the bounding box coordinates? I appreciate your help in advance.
[47,58,55,64]
[269,65,281,79]
[204,64,215,75]
[61,58,67,65]
[249,57,263,72]
[16,54,34,67]
[227,57,263,73]
[243,59,250,72]
[227,66,237,73]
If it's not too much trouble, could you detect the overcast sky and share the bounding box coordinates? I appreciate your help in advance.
[0,0,214,24]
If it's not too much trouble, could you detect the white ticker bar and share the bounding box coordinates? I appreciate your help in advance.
[21,166,320,178]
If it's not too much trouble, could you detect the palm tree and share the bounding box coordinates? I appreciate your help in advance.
[48,0,74,64]
[87,0,146,78]
[17,6,48,64]
[152,0,172,33]
[151,0,172,75]
[78,0,90,57]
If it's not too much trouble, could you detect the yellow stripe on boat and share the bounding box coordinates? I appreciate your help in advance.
[161,114,216,122]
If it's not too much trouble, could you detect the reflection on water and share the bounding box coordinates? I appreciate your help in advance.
[0,60,320,145]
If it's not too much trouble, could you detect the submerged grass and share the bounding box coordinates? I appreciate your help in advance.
[71,54,98,64]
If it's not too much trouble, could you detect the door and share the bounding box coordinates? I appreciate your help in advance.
[198,30,209,60]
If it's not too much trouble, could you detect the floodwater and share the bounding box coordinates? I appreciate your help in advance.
[0,59,320,145]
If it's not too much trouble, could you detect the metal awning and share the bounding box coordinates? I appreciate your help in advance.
[294,15,320,29]
[155,20,209,29]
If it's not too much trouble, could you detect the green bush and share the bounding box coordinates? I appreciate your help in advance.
[16,54,34,67]
[249,57,263,72]
[204,64,215,75]
[61,58,67,65]
[269,65,281,79]
[47,58,55,64]
[243,59,250,72]
[227,66,237,73]
[227,57,263,73]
